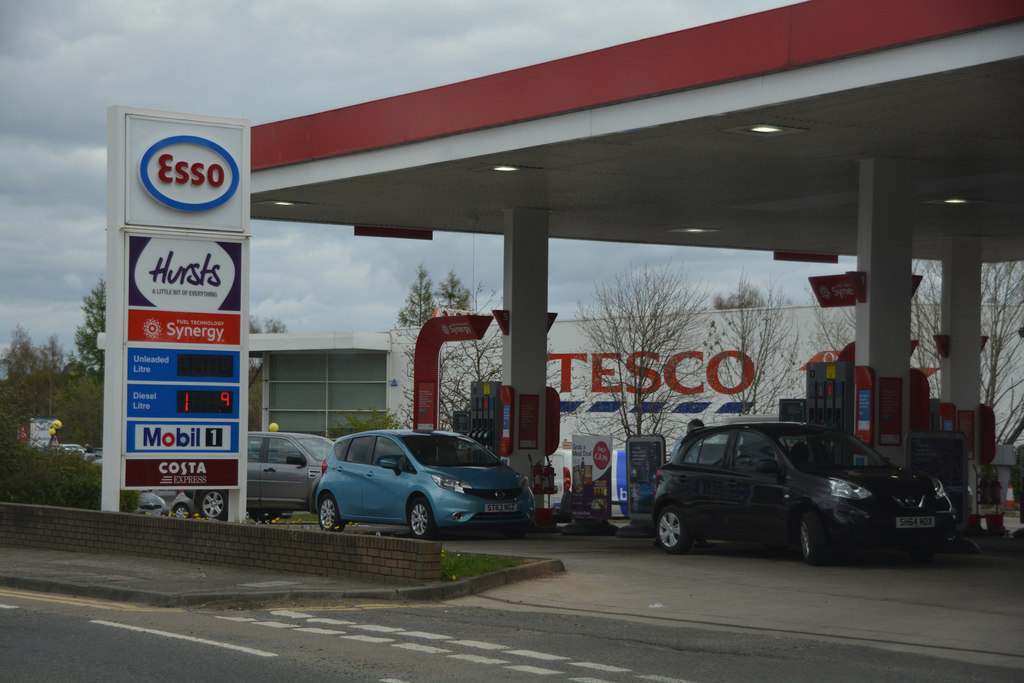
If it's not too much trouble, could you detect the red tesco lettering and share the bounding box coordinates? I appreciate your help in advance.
[548,351,755,396]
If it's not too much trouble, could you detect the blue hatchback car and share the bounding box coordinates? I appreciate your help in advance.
[315,430,534,539]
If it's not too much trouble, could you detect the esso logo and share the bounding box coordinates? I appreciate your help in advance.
[592,441,611,470]
[140,135,239,212]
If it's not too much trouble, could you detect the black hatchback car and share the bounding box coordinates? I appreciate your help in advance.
[653,423,957,565]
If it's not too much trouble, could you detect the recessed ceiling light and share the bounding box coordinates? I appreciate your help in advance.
[943,198,968,204]
[723,124,807,137]
[669,227,719,234]
[492,165,519,172]
[273,201,296,206]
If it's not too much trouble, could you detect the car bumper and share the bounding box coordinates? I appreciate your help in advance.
[824,501,957,551]
[430,490,535,528]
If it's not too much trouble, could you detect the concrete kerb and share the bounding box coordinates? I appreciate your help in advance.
[0,556,565,609]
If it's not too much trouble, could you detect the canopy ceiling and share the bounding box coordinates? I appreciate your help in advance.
[250,0,1024,262]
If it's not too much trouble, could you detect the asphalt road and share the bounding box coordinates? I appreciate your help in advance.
[2,588,1021,682]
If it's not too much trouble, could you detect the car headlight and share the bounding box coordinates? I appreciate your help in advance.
[930,476,949,499]
[431,474,472,494]
[828,477,871,500]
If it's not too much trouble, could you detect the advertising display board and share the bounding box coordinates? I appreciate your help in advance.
[570,435,613,521]
[103,106,249,514]
[907,431,968,526]
[624,436,665,521]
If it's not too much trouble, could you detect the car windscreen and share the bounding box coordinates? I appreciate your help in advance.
[399,434,501,467]
[778,431,889,470]
[294,435,333,462]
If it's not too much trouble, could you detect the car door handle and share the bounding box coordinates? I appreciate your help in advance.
[365,471,375,478]
[264,467,277,473]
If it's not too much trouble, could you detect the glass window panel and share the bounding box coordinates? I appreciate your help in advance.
[328,383,385,410]
[270,354,326,381]
[247,437,263,462]
[266,437,304,465]
[328,353,386,381]
[268,411,324,433]
[270,383,326,410]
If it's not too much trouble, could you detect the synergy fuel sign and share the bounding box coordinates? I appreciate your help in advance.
[104,107,249,507]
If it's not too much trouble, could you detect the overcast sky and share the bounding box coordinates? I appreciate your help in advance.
[0,0,853,357]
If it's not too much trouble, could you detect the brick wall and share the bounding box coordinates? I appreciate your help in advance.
[0,503,441,585]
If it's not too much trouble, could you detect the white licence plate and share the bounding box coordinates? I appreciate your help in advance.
[896,516,935,529]
[485,502,518,513]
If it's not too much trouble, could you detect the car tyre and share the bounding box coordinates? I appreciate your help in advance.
[408,496,437,540]
[197,490,228,521]
[317,493,346,532]
[656,505,693,555]
[799,511,829,566]
[171,503,191,519]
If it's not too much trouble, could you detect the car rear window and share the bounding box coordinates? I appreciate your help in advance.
[681,432,730,467]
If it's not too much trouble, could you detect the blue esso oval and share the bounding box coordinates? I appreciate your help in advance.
[139,135,240,212]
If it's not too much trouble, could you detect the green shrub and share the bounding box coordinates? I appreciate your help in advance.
[0,446,101,509]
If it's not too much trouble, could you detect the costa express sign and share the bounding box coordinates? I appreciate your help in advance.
[548,351,755,396]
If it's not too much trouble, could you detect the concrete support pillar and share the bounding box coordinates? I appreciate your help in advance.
[939,237,982,412]
[855,158,915,465]
[502,208,549,475]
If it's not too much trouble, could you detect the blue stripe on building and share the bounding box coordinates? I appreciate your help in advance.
[672,402,711,414]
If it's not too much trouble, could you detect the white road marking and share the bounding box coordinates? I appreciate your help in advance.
[505,649,569,661]
[449,639,507,650]
[296,627,347,635]
[570,662,632,673]
[216,616,257,622]
[505,664,562,675]
[351,624,405,633]
[307,617,356,625]
[568,678,614,683]
[0,604,20,609]
[391,642,452,654]
[448,653,510,664]
[342,635,395,643]
[637,676,701,682]
[90,620,276,657]
[254,621,299,629]
[270,610,312,619]
[401,630,451,640]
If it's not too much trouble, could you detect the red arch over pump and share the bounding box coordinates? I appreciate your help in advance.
[412,315,493,431]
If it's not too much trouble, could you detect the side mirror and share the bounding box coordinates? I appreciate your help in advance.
[377,455,402,474]
[756,459,781,475]
[286,455,306,466]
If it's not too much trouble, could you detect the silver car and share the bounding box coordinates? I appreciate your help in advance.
[175,431,332,521]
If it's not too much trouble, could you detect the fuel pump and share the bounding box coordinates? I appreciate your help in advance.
[805,361,855,433]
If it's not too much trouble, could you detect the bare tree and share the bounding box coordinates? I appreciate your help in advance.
[574,264,708,441]
[979,262,1024,444]
[707,274,803,415]
[814,260,1024,447]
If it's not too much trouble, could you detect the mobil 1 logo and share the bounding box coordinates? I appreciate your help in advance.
[127,422,236,453]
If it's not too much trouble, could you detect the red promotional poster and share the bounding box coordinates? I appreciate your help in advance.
[127,309,240,345]
[878,377,903,446]
[518,394,539,450]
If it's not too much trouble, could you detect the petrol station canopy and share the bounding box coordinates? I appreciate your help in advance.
[249,0,1024,264]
